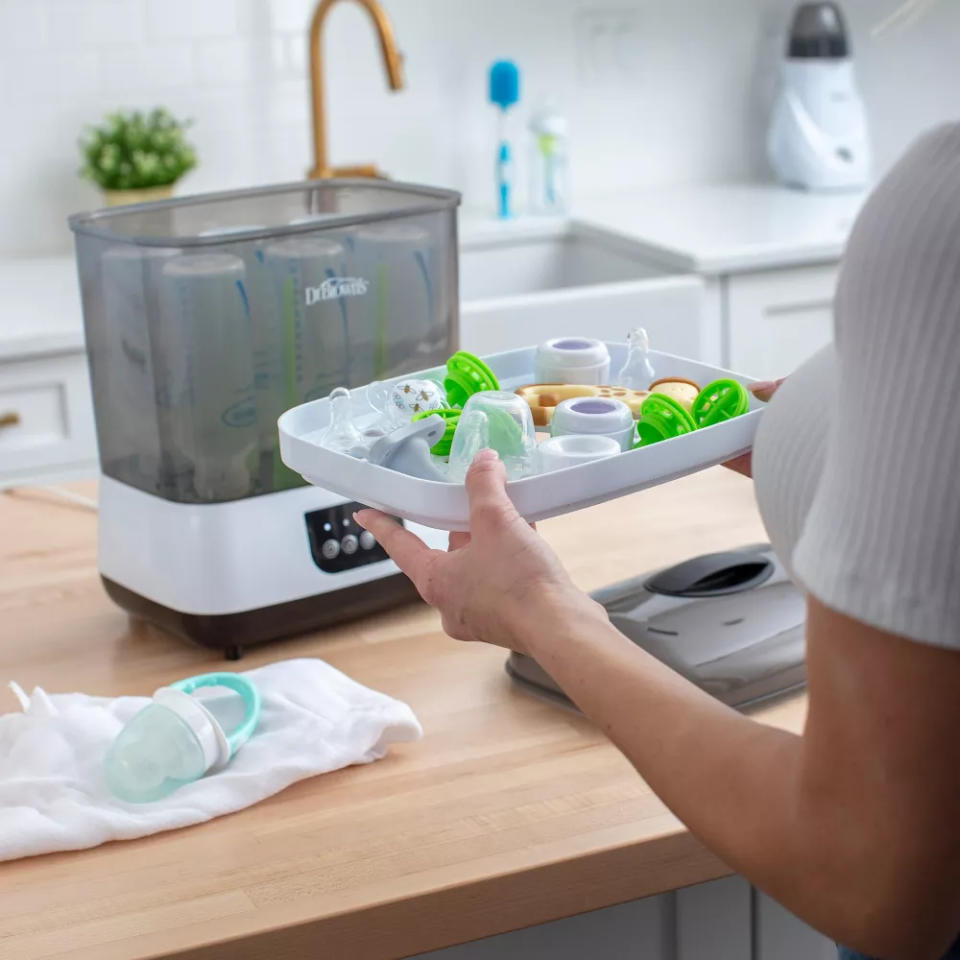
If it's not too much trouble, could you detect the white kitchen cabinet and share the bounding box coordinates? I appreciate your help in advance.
[0,349,97,488]
[754,891,837,960]
[414,877,840,960]
[412,892,675,960]
[725,265,839,380]
[0,256,95,487]
[676,876,751,960]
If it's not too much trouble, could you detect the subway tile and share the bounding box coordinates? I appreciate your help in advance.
[268,0,314,33]
[48,0,145,46]
[56,50,103,97]
[234,0,271,36]
[193,37,262,86]
[0,0,49,49]
[284,32,308,77]
[0,52,59,98]
[260,78,312,127]
[145,0,238,40]
[99,41,195,92]
[269,35,289,77]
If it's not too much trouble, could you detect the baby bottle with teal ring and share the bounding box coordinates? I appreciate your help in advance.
[104,672,261,804]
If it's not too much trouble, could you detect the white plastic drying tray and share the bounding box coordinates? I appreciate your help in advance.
[278,343,762,531]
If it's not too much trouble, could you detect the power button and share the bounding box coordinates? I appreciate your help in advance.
[321,538,340,560]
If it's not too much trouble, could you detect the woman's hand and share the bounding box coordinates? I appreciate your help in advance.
[724,378,784,477]
[354,449,601,654]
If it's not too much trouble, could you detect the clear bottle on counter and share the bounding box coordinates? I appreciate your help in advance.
[528,103,569,216]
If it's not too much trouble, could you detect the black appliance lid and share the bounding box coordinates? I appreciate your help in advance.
[788,2,850,59]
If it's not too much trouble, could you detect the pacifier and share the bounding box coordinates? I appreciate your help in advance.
[412,407,461,456]
[635,393,697,447]
[691,378,750,427]
[104,672,260,804]
[367,415,448,481]
[443,351,500,407]
[368,377,447,428]
[616,326,656,389]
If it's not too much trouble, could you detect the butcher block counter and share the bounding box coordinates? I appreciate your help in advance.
[0,469,806,960]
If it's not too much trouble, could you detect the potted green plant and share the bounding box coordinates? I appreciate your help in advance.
[79,108,197,207]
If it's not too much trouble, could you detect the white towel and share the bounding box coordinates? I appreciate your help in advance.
[0,658,421,861]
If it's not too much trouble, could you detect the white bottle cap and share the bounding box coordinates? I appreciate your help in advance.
[534,337,611,385]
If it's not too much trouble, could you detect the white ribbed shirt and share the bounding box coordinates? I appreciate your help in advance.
[753,123,960,650]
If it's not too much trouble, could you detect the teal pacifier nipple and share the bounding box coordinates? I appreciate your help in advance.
[104,672,260,804]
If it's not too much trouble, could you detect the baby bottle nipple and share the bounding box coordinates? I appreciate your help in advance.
[321,387,368,457]
[617,327,656,389]
[447,409,491,482]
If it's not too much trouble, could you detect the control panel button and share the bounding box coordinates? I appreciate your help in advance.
[305,502,398,573]
[321,538,341,560]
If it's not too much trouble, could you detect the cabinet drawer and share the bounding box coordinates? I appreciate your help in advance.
[727,265,838,379]
[0,352,97,485]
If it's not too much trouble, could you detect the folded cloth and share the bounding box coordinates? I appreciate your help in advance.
[0,658,421,861]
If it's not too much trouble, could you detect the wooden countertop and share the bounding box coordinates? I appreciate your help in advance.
[0,470,806,960]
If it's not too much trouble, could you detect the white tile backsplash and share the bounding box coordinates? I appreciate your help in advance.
[0,0,958,257]
[267,0,315,34]
[146,0,239,41]
[56,50,103,97]
[0,52,58,99]
[47,0,145,47]
[193,37,260,87]
[0,0,48,48]
[99,40,195,91]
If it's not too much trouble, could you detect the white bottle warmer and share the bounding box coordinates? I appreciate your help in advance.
[767,2,871,192]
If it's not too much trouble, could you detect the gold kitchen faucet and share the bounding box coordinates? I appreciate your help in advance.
[307,0,405,180]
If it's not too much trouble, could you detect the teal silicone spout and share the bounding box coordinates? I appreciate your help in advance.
[104,702,208,803]
[489,60,521,219]
[104,672,260,803]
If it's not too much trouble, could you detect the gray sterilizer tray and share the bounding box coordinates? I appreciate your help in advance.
[507,544,807,711]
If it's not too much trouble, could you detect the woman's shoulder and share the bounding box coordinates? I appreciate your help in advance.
[909,121,960,155]
[789,122,960,650]
[838,122,960,342]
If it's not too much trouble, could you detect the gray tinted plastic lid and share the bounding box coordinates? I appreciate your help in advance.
[788,2,849,59]
[68,178,461,248]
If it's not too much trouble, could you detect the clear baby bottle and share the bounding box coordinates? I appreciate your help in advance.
[528,103,569,216]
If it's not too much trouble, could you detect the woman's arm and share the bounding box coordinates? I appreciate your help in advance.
[357,454,960,960]
[527,590,960,960]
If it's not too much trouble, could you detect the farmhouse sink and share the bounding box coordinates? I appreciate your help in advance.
[458,221,713,363]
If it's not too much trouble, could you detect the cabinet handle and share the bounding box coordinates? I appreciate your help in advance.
[0,411,21,428]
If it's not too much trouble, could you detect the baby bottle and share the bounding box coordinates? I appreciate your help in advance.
[528,103,569,216]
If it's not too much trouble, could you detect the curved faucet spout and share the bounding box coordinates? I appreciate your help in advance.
[308,0,405,180]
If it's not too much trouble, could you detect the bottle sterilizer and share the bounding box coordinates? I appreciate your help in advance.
[69,180,460,658]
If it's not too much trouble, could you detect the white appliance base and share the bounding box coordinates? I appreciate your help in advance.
[98,477,444,654]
